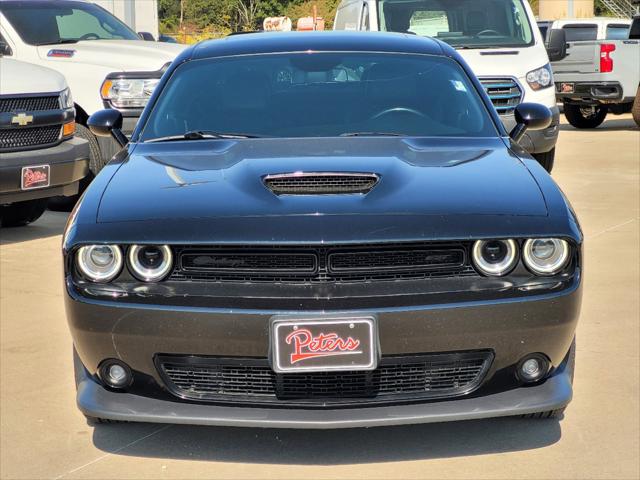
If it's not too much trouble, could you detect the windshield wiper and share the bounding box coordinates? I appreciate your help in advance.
[145,130,266,143]
[35,39,79,46]
[340,132,405,137]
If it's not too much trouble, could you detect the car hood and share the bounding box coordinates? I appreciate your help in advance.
[97,137,547,227]
[36,39,185,71]
[456,46,549,79]
[0,57,66,94]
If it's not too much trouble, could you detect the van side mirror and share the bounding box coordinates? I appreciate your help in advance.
[138,31,156,41]
[510,103,552,143]
[88,109,128,147]
[546,29,567,62]
[0,40,12,56]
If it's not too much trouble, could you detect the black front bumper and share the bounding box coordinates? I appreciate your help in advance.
[0,137,89,204]
[76,359,573,428]
[66,273,581,427]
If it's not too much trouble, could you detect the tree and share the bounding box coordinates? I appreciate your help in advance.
[235,0,259,30]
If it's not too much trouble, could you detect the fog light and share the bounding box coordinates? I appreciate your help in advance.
[517,354,549,383]
[99,360,132,389]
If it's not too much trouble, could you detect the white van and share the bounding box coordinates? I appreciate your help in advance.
[334,0,560,171]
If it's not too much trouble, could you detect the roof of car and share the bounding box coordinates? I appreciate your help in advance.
[189,32,448,60]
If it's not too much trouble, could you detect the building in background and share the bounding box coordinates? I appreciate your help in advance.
[93,0,159,39]
[539,0,594,19]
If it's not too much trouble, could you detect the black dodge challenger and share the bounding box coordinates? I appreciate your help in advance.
[63,32,582,428]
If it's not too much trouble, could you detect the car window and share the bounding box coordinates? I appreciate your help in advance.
[376,0,534,48]
[334,1,364,30]
[0,1,140,45]
[141,52,497,141]
[562,24,598,41]
[606,24,630,40]
[537,24,549,41]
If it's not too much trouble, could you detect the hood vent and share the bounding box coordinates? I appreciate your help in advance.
[263,172,379,195]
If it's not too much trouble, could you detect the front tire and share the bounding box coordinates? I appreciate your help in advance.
[564,103,608,129]
[521,338,576,420]
[73,346,125,425]
[0,199,48,227]
[532,148,555,173]
[48,124,101,211]
[632,87,640,127]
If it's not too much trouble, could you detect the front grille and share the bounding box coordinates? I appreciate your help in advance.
[170,242,476,283]
[0,125,61,150]
[264,173,379,195]
[158,352,494,406]
[480,78,522,115]
[0,95,60,113]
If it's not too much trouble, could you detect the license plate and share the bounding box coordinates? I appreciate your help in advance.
[560,82,575,94]
[271,316,378,373]
[21,165,50,190]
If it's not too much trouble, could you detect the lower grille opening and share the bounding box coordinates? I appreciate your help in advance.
[157,351,494,407]
[0,125,61,150]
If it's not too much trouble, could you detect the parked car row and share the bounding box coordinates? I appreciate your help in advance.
[539,16,640,128]
[1,0,637,228]
[0,0,185,220]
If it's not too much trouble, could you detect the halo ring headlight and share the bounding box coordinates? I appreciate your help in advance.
[76,245,123,283]
[523,238,570,276]
[472,239,518,276]
[127,245,173,282]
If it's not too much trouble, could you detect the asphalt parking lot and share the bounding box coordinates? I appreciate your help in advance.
[1,114,638,480]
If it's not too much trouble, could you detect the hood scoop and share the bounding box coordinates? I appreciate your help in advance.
[263,172,380,196]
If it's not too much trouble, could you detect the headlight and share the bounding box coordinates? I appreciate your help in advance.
[76,245,123,283]
[100,78,160,109]
[127,245,173,282]
[523,238,570,275]
[526,64,553,91]
[59,87,74,109]
[472,239,518,276]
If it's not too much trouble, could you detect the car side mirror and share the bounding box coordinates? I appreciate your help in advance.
[510,103,553,143]
[546,29,567,62]
[88,109,128,147]
[138,31,156,41]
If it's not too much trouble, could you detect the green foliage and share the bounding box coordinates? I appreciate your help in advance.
[158,0,340,33]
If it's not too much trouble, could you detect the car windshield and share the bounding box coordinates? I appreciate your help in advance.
[140,52,497,141]
[377,0,534,48]
[0,1,140,46]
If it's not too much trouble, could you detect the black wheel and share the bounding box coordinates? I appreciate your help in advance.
[85,416,125,425]
[608,103,632,115]
[521,338,576,420]
[76,124,105,175]
[73,347,125,425]
[0,199,47,227]
[47,124,101,211]
[532,148,555,173]
[632,87,640,127]
[564,103,608,129]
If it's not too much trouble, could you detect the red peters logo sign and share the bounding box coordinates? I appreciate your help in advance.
[23,168,49,188]
[285,328,361,364]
